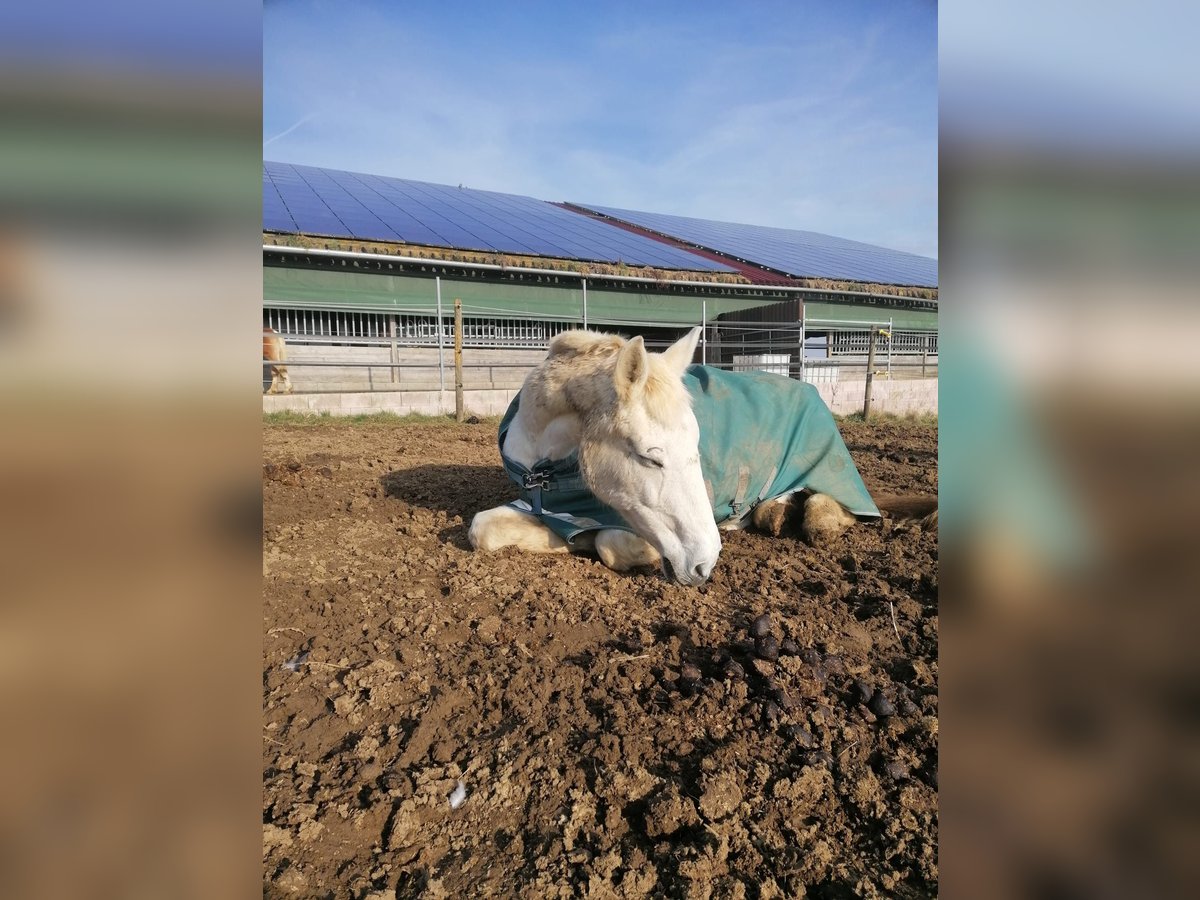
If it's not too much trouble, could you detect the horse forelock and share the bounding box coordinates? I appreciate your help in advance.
[525,331,691,434]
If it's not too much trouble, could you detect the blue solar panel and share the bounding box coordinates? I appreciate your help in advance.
[574,205,938,288]
[262,162,735,272]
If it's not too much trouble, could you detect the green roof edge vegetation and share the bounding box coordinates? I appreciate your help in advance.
[264,265,777,327]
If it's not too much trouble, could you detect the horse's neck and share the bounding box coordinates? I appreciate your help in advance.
[507,355,614,467]
[507,401,583,468]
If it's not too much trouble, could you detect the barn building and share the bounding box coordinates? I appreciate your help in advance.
[262,161,937,414]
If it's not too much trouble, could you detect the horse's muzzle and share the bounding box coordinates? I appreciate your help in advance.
[662,556,714,587]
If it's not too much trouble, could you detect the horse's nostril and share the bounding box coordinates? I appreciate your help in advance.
[662,557,677,582]
[692,562,711,582]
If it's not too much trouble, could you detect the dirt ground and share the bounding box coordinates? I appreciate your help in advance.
[263,416,938,899]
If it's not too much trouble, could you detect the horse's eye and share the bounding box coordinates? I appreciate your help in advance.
[639,451,665,469]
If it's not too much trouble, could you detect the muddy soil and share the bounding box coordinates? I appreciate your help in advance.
[263,417,938,899]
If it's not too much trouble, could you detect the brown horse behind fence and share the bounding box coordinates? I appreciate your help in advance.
[263,327,292,394]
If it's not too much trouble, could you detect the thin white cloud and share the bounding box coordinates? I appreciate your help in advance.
[264,112,319,147]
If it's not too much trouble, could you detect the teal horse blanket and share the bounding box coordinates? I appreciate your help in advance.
[499,365,880,543]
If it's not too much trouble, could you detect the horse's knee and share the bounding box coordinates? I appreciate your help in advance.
[468,509,503,551]
[802,493,857,545]
[595,529,660,571]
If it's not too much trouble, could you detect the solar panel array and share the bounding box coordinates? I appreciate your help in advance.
[574,204,938,288]
[263,162,734,272]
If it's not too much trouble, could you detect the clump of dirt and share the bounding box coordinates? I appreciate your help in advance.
[263,417,938,898]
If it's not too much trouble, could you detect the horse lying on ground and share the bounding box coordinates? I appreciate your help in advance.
[263,326,292,394]
[469,328,933,586]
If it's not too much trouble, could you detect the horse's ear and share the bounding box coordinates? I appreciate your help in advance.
[614,335,650,399]
[661,326,702,376]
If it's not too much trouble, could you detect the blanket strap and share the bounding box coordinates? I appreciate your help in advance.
[522,469,553,515]
[729,466,752,518]
[754,466,780,505]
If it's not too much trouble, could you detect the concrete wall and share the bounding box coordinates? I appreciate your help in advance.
[263,387,522,417]
[811,378,938,416]
[263,377,938,418]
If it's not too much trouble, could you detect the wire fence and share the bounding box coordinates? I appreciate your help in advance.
[263,307,938,395]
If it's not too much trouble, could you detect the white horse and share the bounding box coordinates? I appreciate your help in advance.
[469,328,864,586]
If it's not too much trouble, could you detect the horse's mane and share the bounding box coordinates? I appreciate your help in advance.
[547,329,624,359]
[531,329,689,424]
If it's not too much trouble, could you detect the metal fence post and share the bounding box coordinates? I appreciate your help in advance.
[887,317,893,380]
[454,298,464,422]
[581,278,588,329]
[863,326,878,418]
[389,314,399,383]
[798,310,805,382]
[436,276,446,395]
[701,299,707,365]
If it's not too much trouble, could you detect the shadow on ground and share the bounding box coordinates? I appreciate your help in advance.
[380,464,512,523]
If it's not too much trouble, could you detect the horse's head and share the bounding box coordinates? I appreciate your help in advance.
[577,328,721,586]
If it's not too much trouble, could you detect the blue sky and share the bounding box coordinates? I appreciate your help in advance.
[264,0,937,258]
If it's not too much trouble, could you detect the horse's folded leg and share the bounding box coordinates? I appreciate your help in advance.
[469,505,569,554]
[751,496,794,537]
[802,493,857,545]
[595,529,661,572]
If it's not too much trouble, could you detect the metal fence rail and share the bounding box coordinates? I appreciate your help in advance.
[264,306,938,397]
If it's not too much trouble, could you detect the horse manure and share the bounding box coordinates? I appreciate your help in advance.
[749,613,772,639]
[897,697,919,717]
[852,678,874,704]
[754,635,779,661]
[779,638,800,656]
[799,648,822,666]
[722,660,745,680]
[732,639,755,657]
[785,725,815,748]
[868,691,897,718]
[680,663,702,683]
[763,701,782,722]
[884,760,910,781]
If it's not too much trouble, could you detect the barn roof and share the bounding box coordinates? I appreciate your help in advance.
[567,204,939,289]
[263,161,937,290]
[263,162,735,273]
